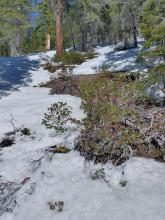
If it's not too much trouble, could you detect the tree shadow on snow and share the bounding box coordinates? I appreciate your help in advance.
[97,39,144,72]
[0,56,39,97]
[103,46,142,71]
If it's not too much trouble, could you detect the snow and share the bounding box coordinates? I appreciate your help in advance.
[0,50,56,98]
[73,46,113,75]
[0,45,165,220]
[0,56,39,97]
[73,38,144,75]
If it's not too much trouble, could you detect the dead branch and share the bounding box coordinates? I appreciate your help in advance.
[28,156,45,172]
[5,114,17,133]
[0,177,30,216]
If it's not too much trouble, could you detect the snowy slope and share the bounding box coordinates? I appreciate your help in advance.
[0,51,55,98]
[73,38,144,75]
[0,47,165,220]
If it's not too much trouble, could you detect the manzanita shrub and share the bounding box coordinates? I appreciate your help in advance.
[42,102,80,133]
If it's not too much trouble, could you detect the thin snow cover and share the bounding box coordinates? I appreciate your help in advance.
[0,48,165,220]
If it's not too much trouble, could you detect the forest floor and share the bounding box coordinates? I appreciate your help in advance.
[42,73,165,163]
[0,42,165,220]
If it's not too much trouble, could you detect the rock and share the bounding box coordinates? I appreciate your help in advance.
[147,80,165,105]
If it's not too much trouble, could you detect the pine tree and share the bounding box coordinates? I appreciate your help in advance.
[77,0,102,51]
[140,0,165,64]
[140,0,165,84]
[108,1,122,44]
[38,0,55,51]
[120,1,139,48]
[0,0,32,56]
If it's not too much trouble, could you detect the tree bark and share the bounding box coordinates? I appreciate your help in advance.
[133,26,138,48]
[69,14,76,50]
[55,0,63,56]
[45,32,50,51]
[10,31,22,56]
[79,5,86,51]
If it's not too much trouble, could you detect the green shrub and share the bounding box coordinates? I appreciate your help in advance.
[0,42,10,56]
[42,102,80,133]
[52,51,85,65]
[76,74,142,165]
[85,51,95,60]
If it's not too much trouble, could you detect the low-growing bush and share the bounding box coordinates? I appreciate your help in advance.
[85,51,96,60]
[42,102,80,133]
[52,51,85,65]
[75,73,165,165]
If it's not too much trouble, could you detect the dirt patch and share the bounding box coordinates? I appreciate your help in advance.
[40,74,100,96]
[47,145,71,154]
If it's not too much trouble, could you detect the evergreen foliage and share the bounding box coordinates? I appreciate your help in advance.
[140,0,165,80]
[0,0,33,56]
[0,0,164,57]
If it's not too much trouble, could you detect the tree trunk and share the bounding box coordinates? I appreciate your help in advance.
[133,26,138,48]
[69,15,76,50]
[10,31,22,56]
[79,5,96,52]
[45,32,50,51]
[124,32,136,49]
[79,5,86,51]
[55,0,63,56]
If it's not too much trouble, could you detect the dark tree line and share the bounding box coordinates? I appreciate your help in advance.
[0,0,164,56]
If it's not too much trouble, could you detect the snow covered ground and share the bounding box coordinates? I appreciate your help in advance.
[0,45,165,220]
[0,56,39,97]
[73,38,144,75]
[0,51,55,98]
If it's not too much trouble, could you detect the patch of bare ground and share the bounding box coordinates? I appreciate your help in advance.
[41,72,165,165]
[40,74,100,96]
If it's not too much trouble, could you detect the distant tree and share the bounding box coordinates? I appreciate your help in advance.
[38,0,55,51]
[0,0,32,56]
[100,3,112,43]
[77,0,102,51]
[121,1,139,48]
[108,1,122,44]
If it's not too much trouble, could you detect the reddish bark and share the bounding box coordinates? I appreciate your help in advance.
[56,0,63,56]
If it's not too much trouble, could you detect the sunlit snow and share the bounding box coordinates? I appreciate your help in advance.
[0,43,165,220]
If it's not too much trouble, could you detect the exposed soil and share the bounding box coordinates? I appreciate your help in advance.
[40,74,100,96]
